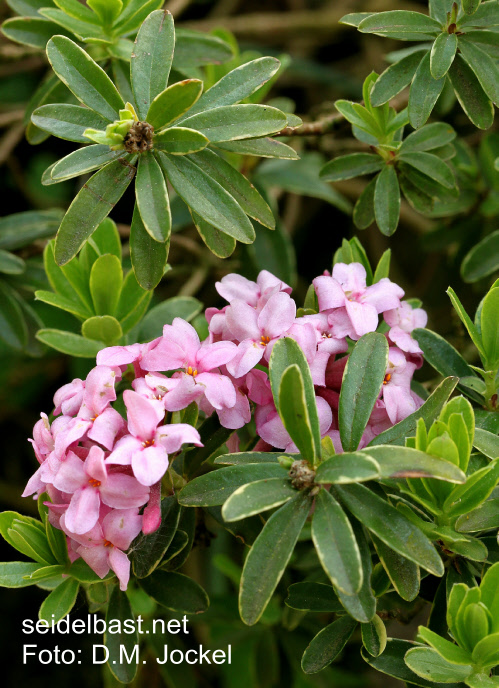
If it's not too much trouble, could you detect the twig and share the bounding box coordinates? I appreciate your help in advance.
[178,265,210,297]
[278,113,343,137]
[0,109,24,128]
[0,122,24,166]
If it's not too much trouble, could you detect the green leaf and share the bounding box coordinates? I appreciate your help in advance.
[409,52,446,128]
[481,287,499,367]
[190,149,275,229]
[462,0,481,14]
[89,254,122,316]
[6,0,55,17]
[81,315,122,345]
[178,464,288,507]
[131,10,174,121]
[336,518,377,623]
[372,535,420,601]
[36,328,104,356]
[215,137,299,160]
[269,337,321,461]
[473,427,499,459]
[461,229,499,283]
[358,11,442,40]
[472,632,499,668]
[129,205,169,291]
[443,460,499,517]
[50,145,122,182]
[371,51,426,106]
[140,571,209,613]
[183,57,280,118]
[181,104,287,142]
[314,453,381,484]
[418,626,473,665]
[404,647,472,683]
[448,54,494,129]
[158,153,255,243]
[105,586,138,684]
[278,365,316,459]
[31,104,111,143]
[39,577,79,623]
[0,250,25,276]
[459,38,499,106]
[23,564,66,583]
[39,8,103,39]
[354,177,376,230]
[173,28,233,68]
[47,36,123,120]
[446,288,486,359]
[339,333,389,452]
[0,209,62,251]
[312,489,362,595]
[374,165,400,236]
[135,152,171,242]
[361,615,387,657]
[336,483,444,576]
[239,491,311,625]
[86,0,122,25]
[364,445,466,483]
[286,581,343,613]
[132,496,180,578]
[214,452,289,465]
[147,80,203,131]
[54,159,135,265]
[399,152,455,189]
[455,498,499,532]
[221,478,296,521]
[430,32,457,79]
[320,153,383,182]
[139,295,202,341]
[302,615,357,674]
[0,562,47,588]
[340,12,374,27]
[1,17,61,49]
[373,249,391,283]
[191,212,236,259]
[0,282,27,350]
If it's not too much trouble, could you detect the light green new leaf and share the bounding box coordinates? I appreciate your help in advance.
[455,498,499,532]
[89,254,122,315]
[314,453,381,484]
[190,149,275,229]
[430,32,457,79]
[302,615,358,674]
[443,460,499,517]
[36,328,104,357]
[336,483,444,576]
[481,287,499,367]
[131,10,175,120]
[278,365,316,459]
[0,562,46,588]
[473,427,499,460]
[371,50,426,106]
[320,153,383,182]
[47,36,123,120]
[417,626,473,665]
[54,158,135,265]
[39,577,80,623]
[312,489,363,595]
[181,104,287,142]
[374,165,400,236]
[135,151,171,242]
[239,491,311,625]
[222,478,296,521]
[35,290,92,319]
[447,287,486,359]
[32,104,110,143]
[87,0,122,25]
[82,315,122,345]
[339,332,388,451]
[129,205,169,291]
[409,52,446,128]
[158,152,255,243]
[404,647,472,683]
[147,79,203,130]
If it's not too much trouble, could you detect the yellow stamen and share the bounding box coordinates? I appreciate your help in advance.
[383,373,391,385]
[142,439,155,448]
[186,366,198,377]
[260,335,270,346]
[103,540,113,548]
[88,478,101,488]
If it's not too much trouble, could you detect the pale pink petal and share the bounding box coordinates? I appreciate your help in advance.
[52,450,87,494]
[155,423,202,453]
[106,434,142,466]
[22,467,46,498]
[54,417,91,458]
[54,379,84,417]
[332,262,367,294]
[102,508,143,550]
[362,278,404,313]
[258,292,296,339]
[162,374,203,411]
[132,445,169,486]
[225,299,260,342]
[226,339,264,378]
[196,340,237,372]
[87,407,125,450]
[217,388,251,429]
[313,275,346,311]
[196,371,236,410]
[109,547,131,591]
[100,473,149,509]
[317,395,333,435]
[123,390,164,441]
[77,544,110,579]
[141,337,186,371]
[389,326,422,354]
[255,404,290,450]
[83,366,117,415]
[64,487,101,534]
[85,445,107,483]
[345,300,378,337]
[246,369,273,405]
[216,273,260,306]
[165,318,200,360]
[257,269,292,296]
[96,343,142,367]
[383,383,417,424]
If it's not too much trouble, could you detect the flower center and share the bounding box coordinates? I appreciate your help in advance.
[383,373,391,385]
[88,478,101,487]
[186,366,198,377]
[322,332,332,338]
[103,540,113,548]
[142,439,155,448]
[260,335,270,346]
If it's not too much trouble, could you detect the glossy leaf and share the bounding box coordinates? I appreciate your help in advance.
[473,427,499,460]
[36,329,104,356]
[129,205,169,291]
[320,153,383,181]
[409,53,446,128]
[365,445,466,483]
[315,453,381,484]
[374,165,400,236]
[430,32,457,79]
[359,11,441,40]
[222,478,296,521]
[481,287,499,367]
[448,55,494,129]
[371,50,426,106]
[147,79,203,130]
[32,104,110,143]
[361,615,387,657]
[1,17,62,49]
[39,577,79,623]
[191,212,236,259]
[105,586,138,683]
[302,615,357,674]
[339,332,388,451]
[404,647,472,683]
[89,254,122,315]
[135,152,171,242]
[181,104,287,142]
[278,365,316,459]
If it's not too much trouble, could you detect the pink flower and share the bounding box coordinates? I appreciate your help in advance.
[225,292,296,377]
[216,270,291,307]
[52,445,149,534]
[385,301,427,355]
[141,318,238,412]
[381,347,418,424]
[96,340,160,377]
[106,390,202,486]
[53,379,84,417]
[62,508,142,590]
[255,396,332,452]
[77,366,125,450]
[313,263,404,338]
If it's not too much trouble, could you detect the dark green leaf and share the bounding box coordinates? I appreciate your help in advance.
[371,51,426,106]
[409,52,446,128]
[32,104,110,143]
[401,122,456,153]
[36,329,104,356]
[279,365,316,459]
[1,17,61,49]
[459,38,499,106]
[181,104,287,142]
[132,496,181,578]
[374,165,400,235]
[50,145,122,182]
[364,445,466,483]
[372,534,420,601]
[173,28,233,68]
[0,281,27,350]
[320,153,383,182]
[361,615,387,657]
[430,32,457,79]
[359,11,441,40]
[140,571,209,613]
[215,137,299,160]
[222,478,296,521]
[353,177,376,229]
[302,615,357,674]
[404,647,472,683]
[315,453,381,484]
[105,586,138,683]
[285,581,343,612]
[135,152,171,242]
[139,295,201,341]
[448,54,494,129]
[130,205,169,291]
[191,212,236,259]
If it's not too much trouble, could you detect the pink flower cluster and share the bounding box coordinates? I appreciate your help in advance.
[24,262,426,589]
